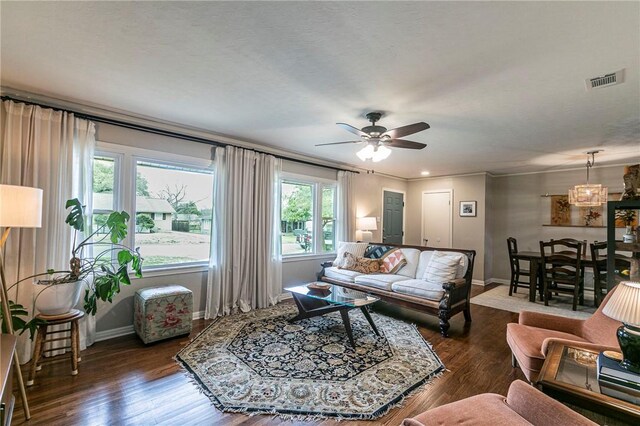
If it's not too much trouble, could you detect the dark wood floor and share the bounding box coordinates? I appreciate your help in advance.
[12,284,526,425]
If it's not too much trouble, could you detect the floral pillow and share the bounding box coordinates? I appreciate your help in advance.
[379,248,407,274]
[339,252,381,274]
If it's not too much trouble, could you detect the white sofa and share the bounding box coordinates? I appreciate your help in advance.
[321,243,476,337]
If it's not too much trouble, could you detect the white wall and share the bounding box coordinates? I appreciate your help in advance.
[405,174,487,281]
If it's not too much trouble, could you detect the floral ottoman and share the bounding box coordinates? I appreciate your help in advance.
[134,285,193,344]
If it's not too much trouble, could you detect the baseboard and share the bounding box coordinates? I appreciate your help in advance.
[488,278,511,285]
[95,325,134,342]
[95,310,206,342]
[472,279,486,286]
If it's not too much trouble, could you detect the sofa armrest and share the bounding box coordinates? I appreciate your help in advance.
[541,338,620,357]
[442,278,467,289]
[506,380,597,425]
[518,311,583,336]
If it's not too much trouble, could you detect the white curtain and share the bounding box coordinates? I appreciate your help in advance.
[206,146,282,318]
[337,170,356,242]
[0,100,96,362]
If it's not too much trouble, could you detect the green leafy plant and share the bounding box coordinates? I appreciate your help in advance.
[615,209,637,226]
[6,198,143,335]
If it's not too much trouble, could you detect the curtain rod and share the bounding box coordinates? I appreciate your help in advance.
[1,95,359,174]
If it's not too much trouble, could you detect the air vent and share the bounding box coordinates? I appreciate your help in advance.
[585,69,625,91]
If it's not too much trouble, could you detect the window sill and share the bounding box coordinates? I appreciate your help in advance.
[282,253,336,263]
[135,263,208,279]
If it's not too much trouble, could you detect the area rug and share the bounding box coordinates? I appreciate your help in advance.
[471,284,596,319]
[176,304,444,420]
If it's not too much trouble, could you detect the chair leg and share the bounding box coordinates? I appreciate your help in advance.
[509,272,515,296]
[71,319,79,376]
[513,272,519,294]
[543,278,549,306]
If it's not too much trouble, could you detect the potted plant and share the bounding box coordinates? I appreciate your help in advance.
[1,198,143,337]
[616,209,637,242]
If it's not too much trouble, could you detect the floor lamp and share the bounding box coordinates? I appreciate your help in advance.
[0,184,43,420]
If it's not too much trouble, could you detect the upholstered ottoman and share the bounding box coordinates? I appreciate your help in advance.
[134,285,193,344]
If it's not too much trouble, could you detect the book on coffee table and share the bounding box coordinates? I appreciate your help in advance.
[597,352,640,403]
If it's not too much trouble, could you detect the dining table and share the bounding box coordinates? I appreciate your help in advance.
[512,251,594,303]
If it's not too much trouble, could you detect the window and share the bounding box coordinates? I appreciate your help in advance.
[92,155,119,263]
[135,160,214,268]
[92,143,215,273]
[280,177,337,256]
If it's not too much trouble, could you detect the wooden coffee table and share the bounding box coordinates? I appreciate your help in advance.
[285,283,380,348]
[538,342,640,424]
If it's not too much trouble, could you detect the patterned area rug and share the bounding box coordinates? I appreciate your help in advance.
[471,284,596,319]
[176,304,444,420]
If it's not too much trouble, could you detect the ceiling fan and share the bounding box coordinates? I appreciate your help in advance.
[316,112,430,162]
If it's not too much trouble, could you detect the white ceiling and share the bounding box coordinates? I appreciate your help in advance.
[1,1,639,178]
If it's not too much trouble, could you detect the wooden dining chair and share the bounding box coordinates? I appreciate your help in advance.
[540,239,584,311]
[590,241,632,307]
[507,237,533,296]
[549,238,587,304]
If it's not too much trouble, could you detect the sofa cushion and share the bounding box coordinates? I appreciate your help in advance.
[332,242,368,267]
[340,253,381,274]
[423,251,464,284]
[364,244,394,259]
[417,250,469,281]
[396,248,421,278]
[380,248,408,274]
[355,274,408,291]
[391,279,445,301]
[324,266,362,283]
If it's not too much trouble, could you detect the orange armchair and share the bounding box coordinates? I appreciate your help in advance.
[402,380,596,425]
[506,285,621,382]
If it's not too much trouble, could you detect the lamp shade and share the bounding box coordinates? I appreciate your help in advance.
[603,281,640,326]
[357,216,377,231]
[0,184,43,228]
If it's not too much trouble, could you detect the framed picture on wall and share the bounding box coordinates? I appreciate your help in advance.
[459,201,477,217]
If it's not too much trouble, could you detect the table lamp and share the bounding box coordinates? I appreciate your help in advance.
[0,184,43,420]
[356,217,377,243]
[602,281,640,374]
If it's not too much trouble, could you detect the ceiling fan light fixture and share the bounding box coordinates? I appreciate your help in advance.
[371,145,392,162]
[356,144,375,161]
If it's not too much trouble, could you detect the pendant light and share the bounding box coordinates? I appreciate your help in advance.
[568,150,608,206]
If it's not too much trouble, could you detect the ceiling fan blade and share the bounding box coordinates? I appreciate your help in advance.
[382,122,430,139]
[336,123,369,138]
[387,139,427,150]
[315,141,361,147]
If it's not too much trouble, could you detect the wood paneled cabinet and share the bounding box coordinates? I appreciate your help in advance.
[606,200,640,289]
[0,334,16,426]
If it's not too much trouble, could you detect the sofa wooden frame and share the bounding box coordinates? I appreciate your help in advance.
[320,242,476,337]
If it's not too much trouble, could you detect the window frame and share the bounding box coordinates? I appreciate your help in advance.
[280,173,337,259]
[94,141,214,275]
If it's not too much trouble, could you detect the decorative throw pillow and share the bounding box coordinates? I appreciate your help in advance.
[423,251,464,284]
[379,248,408,274]
[333,242,368,267]
[364,244,395,259]
[340,252,381,274]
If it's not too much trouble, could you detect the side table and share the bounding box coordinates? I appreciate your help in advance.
[537,341,640,425]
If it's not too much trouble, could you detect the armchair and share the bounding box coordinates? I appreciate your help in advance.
[402,380,596,425]
[506,285,621,382]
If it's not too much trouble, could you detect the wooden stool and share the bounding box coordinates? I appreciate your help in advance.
[27,309,84,386]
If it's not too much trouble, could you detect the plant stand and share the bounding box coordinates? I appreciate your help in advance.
[27,309,84,386]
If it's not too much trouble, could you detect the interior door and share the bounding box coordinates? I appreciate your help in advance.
[422,191,452,248]
[383,191,404,244]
